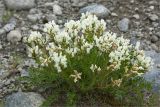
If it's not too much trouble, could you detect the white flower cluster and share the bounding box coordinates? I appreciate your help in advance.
[51,52,67,72]
[134,42,152,70]
[25,31,44,45]
[25,12,152,83]
[44,21,59,35]
[94,32,131,70]
[27,45,42,57]
[80,12,106,33]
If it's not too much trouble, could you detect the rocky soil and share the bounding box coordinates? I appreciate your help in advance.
[0,0,160,106]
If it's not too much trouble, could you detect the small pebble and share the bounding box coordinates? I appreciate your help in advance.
[149,6,154,10]
[151,35,158,42]
[118,18,130,32]
[133,14,140,19]
[157,64,160,68]
[148,14,158,21]
[151,44,158,51]
[111,12,118,17]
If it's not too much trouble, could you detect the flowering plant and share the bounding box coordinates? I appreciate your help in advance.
[24,13,153,106]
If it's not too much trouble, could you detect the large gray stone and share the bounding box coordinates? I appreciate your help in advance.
[144,51,160,93]
[79,4,110,18]
[5,92,44,107]
[4,0,35,10]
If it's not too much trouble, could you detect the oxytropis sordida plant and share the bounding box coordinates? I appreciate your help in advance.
[24,12,153,106]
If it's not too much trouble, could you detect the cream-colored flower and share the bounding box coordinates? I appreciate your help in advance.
[90,64,97,72]
[112,78,122,87]
[39,57,51,67]
[27,45,42,57]
[97,67,101,72]
[70,70,82,83]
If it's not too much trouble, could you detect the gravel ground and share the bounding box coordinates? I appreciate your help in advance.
[0,0,160,106]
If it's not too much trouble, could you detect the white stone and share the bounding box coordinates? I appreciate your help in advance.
[133,14,140,19]
[111,12,118,17]
[149,6,154,10]
[7,30,22,43]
